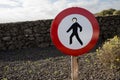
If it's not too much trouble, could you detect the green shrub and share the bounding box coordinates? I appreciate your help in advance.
[96,36,120,69]
[113,10,120,15]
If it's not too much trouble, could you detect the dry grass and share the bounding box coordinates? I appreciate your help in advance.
[97,36,120,70]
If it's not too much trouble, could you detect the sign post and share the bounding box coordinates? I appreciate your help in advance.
[50,7,99,80]
[71,56,78,80]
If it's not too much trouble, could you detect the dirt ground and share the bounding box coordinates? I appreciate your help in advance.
[0,46,119,80]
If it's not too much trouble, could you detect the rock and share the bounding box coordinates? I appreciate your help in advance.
[0,42,4,48]
[2,36,11,41]
[36,37,44,42]
[8,44,15,50]
[38,43,49,47]
[24,29,32,34]
[28,35,35,40]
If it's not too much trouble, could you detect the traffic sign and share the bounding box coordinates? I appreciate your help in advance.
[50,7,99,56]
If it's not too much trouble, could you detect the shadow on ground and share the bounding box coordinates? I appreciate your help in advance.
[0,46,66,62]
[0,38,102,62]
[0,39,102,62]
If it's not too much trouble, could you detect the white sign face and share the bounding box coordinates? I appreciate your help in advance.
[58,14,93,50]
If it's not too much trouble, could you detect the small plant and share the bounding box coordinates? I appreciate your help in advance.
[1,78,8,80]
[96,36,120,69]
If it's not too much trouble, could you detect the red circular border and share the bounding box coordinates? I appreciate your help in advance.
[50,7,99,56]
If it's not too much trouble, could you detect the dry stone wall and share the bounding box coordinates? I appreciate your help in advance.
[0,20,52,51]
[96,15,120,42]
[0,15,120,51]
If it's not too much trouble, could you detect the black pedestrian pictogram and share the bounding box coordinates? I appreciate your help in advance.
[66,17,83,45]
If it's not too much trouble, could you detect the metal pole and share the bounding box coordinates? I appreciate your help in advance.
[71,56,79,80]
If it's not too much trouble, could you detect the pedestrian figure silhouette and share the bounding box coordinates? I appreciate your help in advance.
[66,17,83,45]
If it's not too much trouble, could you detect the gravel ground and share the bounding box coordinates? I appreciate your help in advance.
[0,46,119,80]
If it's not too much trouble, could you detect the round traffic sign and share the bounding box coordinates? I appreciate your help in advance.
[50,7,99,56]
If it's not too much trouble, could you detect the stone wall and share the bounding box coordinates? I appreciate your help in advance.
[96,15,120,42]
[0,15,120,51]
[0,20,52,51]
